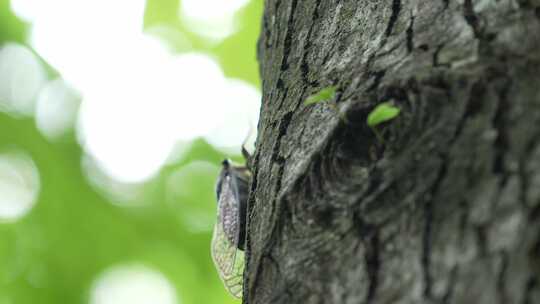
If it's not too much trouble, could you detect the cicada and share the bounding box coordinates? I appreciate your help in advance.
[211,156,251,298]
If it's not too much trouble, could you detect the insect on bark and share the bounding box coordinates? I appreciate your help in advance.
[211,147,251,298]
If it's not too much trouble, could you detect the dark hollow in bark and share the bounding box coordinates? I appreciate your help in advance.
[245,1,540,303]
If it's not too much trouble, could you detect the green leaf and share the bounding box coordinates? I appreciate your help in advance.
[304,86,337,105]
[367,102,401,127]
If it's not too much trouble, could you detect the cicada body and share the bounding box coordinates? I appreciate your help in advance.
[211,159,250,298]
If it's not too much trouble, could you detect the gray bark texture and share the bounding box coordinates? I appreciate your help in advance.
[245,0,540,303]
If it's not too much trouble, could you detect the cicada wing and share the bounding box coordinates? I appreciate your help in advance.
[211,174,244,298]
[211,217,237,275]
[223,250,244,298]
[211,223,244,298]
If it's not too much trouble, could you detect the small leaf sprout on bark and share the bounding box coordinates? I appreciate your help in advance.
[304,86,337,105]
[367,102,400,143]
[304,86,349,122]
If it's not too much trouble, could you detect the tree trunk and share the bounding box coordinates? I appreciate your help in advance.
[245,1,540,303]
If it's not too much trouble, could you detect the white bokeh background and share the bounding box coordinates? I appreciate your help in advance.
[0,150,40,222]
[4,0,259,184]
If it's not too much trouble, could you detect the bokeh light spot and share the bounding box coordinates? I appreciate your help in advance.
[179,0,250,41]
[0,150,40,222]
[0,43,46,116]
[90,264,178,304]
[77,90,177,183]
[35,78,81,140]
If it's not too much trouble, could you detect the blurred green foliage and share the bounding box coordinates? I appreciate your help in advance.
[0,1,25,45]
[0,0,262,303]
[145,0,263,87]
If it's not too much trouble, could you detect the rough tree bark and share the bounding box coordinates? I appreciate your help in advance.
[245,1,540,303]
